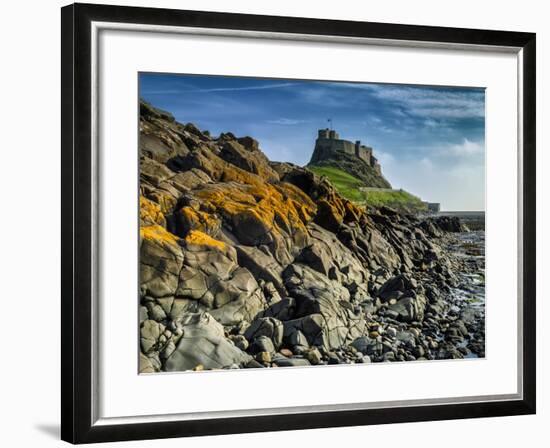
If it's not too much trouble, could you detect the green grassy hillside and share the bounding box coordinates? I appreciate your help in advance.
[362,189,427,212]
[308,166,366,202]
[309,165,427,213]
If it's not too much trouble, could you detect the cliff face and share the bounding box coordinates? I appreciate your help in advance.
[138,100,483,373]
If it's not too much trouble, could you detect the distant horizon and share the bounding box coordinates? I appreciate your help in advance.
[140,73,485,211]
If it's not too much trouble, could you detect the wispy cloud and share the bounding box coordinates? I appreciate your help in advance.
[266,118,309,125]
[146,82,296,95]
[357,84,485,119]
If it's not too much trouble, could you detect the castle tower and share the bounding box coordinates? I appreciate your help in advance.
[355,140,361,159]
[318,128,330,139]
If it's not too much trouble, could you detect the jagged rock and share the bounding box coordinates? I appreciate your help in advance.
[164,313,251,371]
[244,317,284,349]
[235,245,285,293]
[250,336,276,355]
[173,206,221,238]
[432,216,468,233]
[219,139,280,182]
[261,297,296,321]
[140,320,165,354]
[140,225,183,298]
[387,295,427,322]
[377,274,418,302]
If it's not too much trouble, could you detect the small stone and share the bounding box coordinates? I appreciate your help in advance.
[305,348,322,365]
[279,348,293,357]
[250,336,275,354]
[230,334,249,351]
[193,364,204,371]
[256,351,272,363]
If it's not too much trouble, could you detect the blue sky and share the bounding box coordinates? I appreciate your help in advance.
[140,73,485,211]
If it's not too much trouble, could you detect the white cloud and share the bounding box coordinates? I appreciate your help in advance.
[444,139,485,157]
[374,151,395,165]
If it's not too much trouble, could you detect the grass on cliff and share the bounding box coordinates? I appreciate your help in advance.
[308,166,366,202]
[309,165,427,213]
[362,189,427,212]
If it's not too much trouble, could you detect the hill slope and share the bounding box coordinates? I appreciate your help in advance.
[308,165,427,213]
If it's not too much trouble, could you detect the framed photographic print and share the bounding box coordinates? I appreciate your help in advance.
[61,2,536,444]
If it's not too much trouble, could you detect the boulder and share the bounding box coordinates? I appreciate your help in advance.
[244,317,284,349]
[387,295,427,322]
[140,225,183,298]
[164,313,251,371]
[377,274,418,302]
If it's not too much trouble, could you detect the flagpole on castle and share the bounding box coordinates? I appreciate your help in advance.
[328,118,332,130]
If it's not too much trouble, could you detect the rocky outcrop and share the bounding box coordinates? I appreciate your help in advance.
[138,100,485,372]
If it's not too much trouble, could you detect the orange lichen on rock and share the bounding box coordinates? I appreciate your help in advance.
[185,230,226,250]
[193,180,316,245]
[174,206,221,237]
[140,195,166,226]
[140,224,179,245]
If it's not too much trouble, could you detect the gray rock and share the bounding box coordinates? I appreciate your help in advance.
[164,313,251,371]
[262,297,296,321]
[244,317,284,349]
[304,348,322,365]
[351,336,383,356]
[230,334,249,351]
[377,274,418,302]
[250,336,276,354]
[140,233,183,298]
[387,295,427,322]
[140,320,165,354]
[271,355,311,368]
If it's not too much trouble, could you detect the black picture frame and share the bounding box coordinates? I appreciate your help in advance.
[61,2,536,444]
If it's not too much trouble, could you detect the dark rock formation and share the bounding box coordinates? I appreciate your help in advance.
[138,100,485,372]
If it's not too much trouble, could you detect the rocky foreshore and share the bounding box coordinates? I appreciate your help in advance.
[138,101,486,373]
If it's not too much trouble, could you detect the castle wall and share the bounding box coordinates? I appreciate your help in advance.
[311,137,357,163]
[355,146,372,164]
[310,130,382,175]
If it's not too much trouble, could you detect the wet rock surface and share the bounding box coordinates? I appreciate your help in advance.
[138,101,485,373]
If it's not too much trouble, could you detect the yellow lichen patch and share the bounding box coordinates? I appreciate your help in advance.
[140,224,178,245]
[147,190,177,215]
[177,207,220,236]
[192,179,318,245]
[185,230,226,251]
[140,195,166,226]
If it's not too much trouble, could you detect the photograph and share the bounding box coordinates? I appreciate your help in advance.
[138,73,486,373]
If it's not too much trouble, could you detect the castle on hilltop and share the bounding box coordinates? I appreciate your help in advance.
[309,128,382,174]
